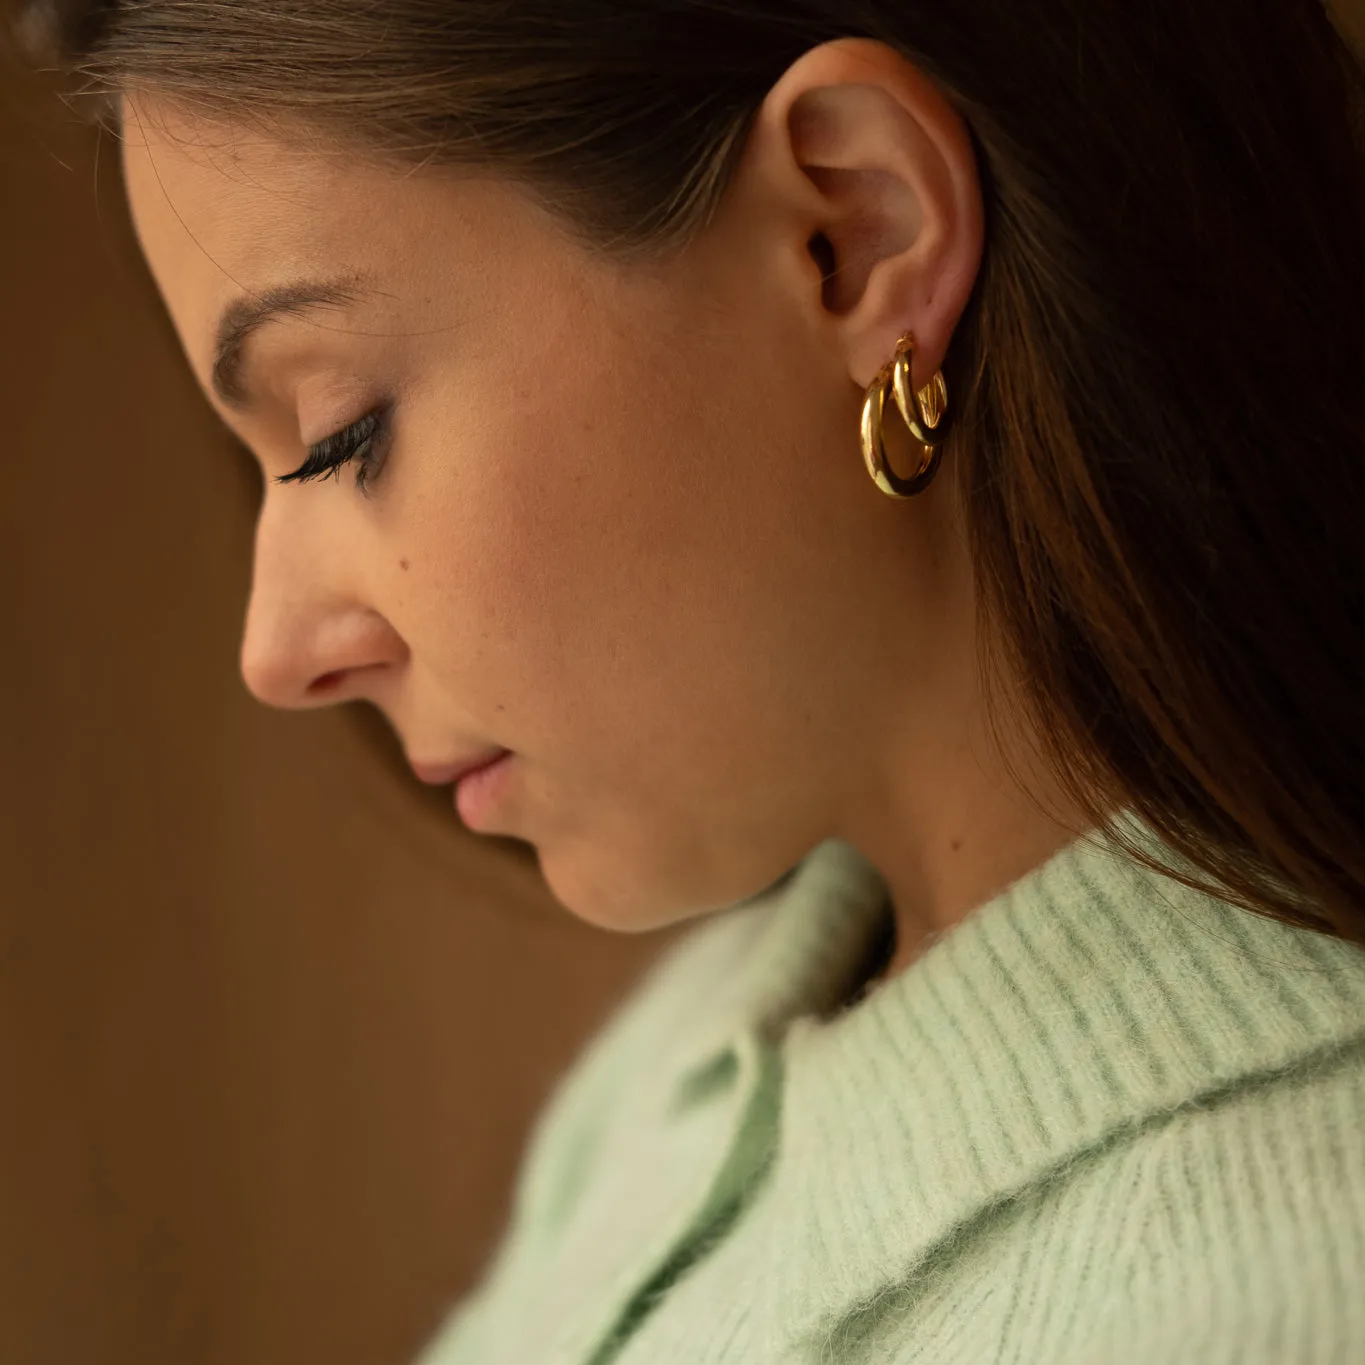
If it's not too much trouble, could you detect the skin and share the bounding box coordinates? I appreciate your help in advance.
[119,37,1095,982]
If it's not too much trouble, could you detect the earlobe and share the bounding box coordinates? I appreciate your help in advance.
[772,37,985,393]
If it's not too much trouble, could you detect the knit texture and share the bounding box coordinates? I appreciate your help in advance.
[414,810,1365,1364]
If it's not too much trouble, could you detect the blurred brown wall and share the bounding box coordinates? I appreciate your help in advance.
[0,44,677,1365]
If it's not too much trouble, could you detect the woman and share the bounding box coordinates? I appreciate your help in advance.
[15,0,1365,1360]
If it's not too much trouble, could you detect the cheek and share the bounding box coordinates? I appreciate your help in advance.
[387,412,618,724]
[393,308,837,777]
[396,384,743,743]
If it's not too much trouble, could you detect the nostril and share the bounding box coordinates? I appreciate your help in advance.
[309,670,346,697]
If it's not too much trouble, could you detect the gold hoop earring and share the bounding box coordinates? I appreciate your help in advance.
[859,332,951,498]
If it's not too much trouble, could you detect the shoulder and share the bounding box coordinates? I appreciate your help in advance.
[1030,1041,1365,1364]
[873,1040,1365,1365]
[1116,1046,1364,1356]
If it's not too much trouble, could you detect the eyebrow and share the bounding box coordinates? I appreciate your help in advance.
[211,274,375,411]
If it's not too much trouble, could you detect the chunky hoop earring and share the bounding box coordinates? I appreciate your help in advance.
[859,332,951,498]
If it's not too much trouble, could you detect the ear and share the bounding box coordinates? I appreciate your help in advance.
[753,37,985,395]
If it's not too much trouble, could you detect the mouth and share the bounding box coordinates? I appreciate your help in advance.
[453,751,516,830]
[409,749,511,787]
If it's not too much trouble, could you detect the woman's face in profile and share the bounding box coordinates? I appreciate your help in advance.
[118,87,977,932]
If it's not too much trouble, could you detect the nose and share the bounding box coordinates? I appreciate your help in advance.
[238,497,406,710]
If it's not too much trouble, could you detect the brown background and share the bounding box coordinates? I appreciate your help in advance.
[0,34,679,1365]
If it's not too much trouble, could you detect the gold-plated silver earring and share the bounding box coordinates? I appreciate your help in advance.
[859,331,950,498]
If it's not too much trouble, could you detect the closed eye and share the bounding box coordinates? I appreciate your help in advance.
[276,405,391,493]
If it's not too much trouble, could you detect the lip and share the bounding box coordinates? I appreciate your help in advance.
[454,751,515,830]
[409,750,511,786]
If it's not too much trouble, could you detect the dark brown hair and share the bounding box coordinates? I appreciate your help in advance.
[15,0,1365,943]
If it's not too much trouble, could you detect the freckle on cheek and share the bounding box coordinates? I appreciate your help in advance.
[399,558,410,571]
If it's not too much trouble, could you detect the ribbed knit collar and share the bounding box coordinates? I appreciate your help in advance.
[659,808,1365,1348]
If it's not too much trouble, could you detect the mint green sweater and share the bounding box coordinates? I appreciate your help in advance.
[415,811,1365,1364]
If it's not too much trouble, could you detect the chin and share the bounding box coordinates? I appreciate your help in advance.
[534,838,769,936]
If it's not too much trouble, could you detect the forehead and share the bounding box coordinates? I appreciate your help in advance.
[121,96,376,308]
[116,94,519,395]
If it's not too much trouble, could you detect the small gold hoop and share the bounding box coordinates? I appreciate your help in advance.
[859,334,950,499]
[893,354,948,449]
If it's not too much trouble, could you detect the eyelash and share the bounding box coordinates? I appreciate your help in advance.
[275,406,391,493]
